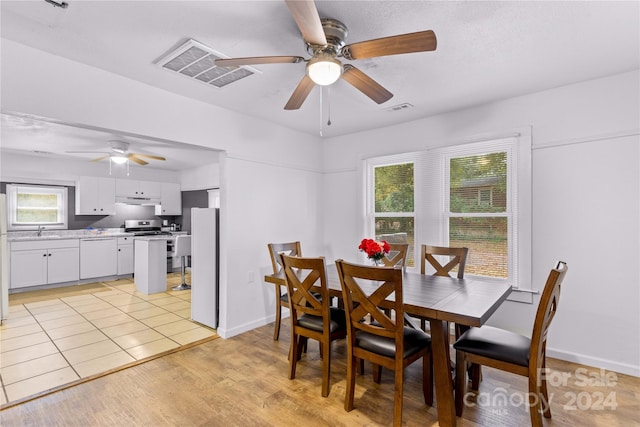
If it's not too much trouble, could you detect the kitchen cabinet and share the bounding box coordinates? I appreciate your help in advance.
[155,182,182,215]
[117,236,134,275]
[80,238,117,279]
[116,179,161,199]
[10,239,79,289]
[75,176,116,215]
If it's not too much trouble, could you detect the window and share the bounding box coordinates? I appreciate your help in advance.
[365,131,532,298]
[6,184,68,231]
[365,154,416,267]
[448,151,509,278]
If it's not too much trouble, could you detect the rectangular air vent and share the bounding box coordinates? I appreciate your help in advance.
[385,103,414,112]
[155,39,260,88]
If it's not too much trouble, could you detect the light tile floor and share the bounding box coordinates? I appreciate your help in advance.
[0,273,217,406]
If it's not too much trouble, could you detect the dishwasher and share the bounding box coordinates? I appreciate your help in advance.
[80,238,117,279]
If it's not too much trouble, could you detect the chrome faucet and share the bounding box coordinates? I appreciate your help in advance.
[37,225,44,236]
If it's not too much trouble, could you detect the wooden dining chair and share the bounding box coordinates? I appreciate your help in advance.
[281,255,346,397]
[380,243,409,270]
[418,244,469,332]
[454,261,568,427]
[420,244,468,278]
[267,241,302,341]
[335,259,433,426]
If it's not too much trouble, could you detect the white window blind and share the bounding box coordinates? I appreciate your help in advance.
[421,135,532,293]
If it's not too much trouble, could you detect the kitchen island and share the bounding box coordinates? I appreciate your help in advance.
[133,236,171,294]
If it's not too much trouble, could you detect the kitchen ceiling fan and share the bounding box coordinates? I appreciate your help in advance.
[215,0,437,110]
[66,140,166,166]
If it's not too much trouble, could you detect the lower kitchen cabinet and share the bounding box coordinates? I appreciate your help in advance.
[10,239,80,289]
[80,238,117,279]
[117,236,134,275]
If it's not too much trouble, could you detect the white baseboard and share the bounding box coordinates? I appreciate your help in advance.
[217,312,290,339]
[547,347,640,378]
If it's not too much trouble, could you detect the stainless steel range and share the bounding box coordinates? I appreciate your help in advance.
[125,220,175,272]
[124,219,172,236]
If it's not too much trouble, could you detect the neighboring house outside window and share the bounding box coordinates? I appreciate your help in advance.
[6,184,68,231]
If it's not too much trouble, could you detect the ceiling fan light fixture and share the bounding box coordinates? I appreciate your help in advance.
[307,54,342,86]
[111,155,128,164]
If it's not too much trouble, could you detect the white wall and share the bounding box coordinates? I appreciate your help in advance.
[180,163,220,191]
[218,155,325,337]
[322,70,640,376]
[0,151,181,185]
[1,39,324,339]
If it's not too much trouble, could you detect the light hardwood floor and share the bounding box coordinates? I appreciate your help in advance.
[0,320,637,426]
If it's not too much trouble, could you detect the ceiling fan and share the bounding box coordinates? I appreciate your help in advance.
[66,140,166,166]
[214,0,437,110]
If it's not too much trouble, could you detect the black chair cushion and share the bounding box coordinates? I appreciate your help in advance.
[453,326,531,367]
[356,327,431,359]
[298,308,347,334]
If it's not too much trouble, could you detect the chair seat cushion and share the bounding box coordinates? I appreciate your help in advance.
[357,327,431,359]
[453,326,531,367]
[298,308,346,334]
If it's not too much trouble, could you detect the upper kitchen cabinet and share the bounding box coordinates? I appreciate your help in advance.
[115,179,161,199]
[75,176,116,215]
[155,182,182,216]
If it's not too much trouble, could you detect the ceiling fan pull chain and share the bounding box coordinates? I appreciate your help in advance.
[319,86,324,136]
[327,86,332,126]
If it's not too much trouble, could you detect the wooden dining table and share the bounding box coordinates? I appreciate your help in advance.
[264,264,512,427]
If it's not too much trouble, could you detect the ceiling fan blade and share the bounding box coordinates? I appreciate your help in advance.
[342,30,437,60]
[341,65,393,104]
[128,155,148,165]
[90,155,110,162]
[285,0,327,46]
[284,74,316,110]
[215,56,304,67]
[131,153,166,161]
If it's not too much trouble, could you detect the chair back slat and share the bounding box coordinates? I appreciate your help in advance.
[336,260,404,344]
[281,255,329,320]
[420,245,468,279]
[381,243,409,269]
[268,241,302,274]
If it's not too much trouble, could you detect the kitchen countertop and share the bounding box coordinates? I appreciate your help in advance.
[7,228,187,242]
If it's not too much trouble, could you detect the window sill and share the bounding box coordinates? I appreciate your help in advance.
[507,288,535,304]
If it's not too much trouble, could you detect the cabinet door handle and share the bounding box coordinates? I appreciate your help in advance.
[43,253,47,257]
[48,253,52,257]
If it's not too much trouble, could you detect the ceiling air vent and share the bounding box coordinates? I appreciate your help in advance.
[385,103,414,112]
[155,39,260,88]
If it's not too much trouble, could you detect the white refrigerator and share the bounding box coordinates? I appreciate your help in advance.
[190,207,219,328]
[1,193,9,322]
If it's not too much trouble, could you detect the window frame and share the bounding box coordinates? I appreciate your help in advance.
[364,130,533,301]
[364,153,417,267]
[6,184,68,231]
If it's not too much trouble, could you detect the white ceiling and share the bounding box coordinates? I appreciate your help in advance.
[1,1,639,169]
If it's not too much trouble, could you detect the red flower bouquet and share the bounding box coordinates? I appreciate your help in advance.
[358,238,391,263]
